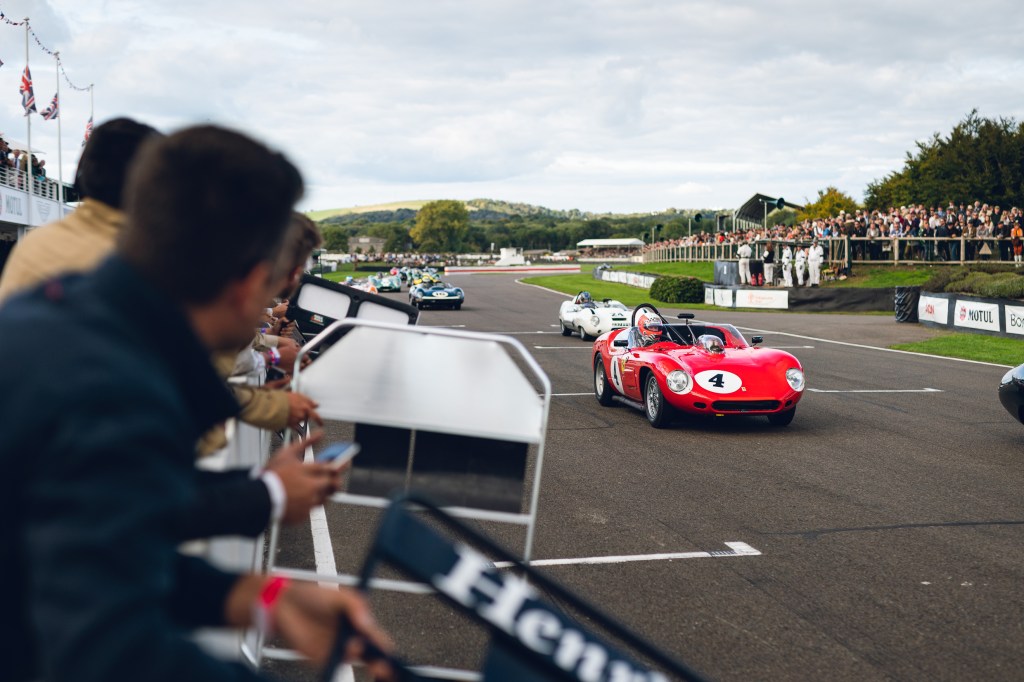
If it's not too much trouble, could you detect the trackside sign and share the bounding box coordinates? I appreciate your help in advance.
[373,508,675,682]
[917,295,949,324]
[435,544,669,682]
[1005,305,1024,336]
[954,299,999,332]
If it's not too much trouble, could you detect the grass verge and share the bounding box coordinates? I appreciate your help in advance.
[890,333,1022,366]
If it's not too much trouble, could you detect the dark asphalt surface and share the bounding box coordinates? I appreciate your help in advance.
[274,273,1024,682]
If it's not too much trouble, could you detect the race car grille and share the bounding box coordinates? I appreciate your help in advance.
[711,400,780,412]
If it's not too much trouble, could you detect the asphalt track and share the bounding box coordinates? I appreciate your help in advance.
[273,273,1024,682]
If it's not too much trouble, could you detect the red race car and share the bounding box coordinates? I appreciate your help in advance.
[592,303,806,428]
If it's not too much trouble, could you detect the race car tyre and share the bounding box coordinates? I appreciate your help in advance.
[644,373,673,428]
[560,320,573,336]
[767,407,796,426]
[578,325,589,341]
[594,357,615,406]
[454,303,462,310]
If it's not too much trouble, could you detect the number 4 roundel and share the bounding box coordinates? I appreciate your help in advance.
[694,370,742,394]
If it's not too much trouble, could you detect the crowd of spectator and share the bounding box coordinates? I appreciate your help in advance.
[645,201,1024,264]
[0,132,50,187]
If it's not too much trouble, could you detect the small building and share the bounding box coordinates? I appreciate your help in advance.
[351,235,387,255]
[575,238,645,262]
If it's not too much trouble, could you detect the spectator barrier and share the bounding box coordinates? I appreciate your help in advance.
[917,291,1024,339]
[644,235,1024,267]
[249,319,553,680]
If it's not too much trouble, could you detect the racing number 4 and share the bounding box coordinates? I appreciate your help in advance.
[707,373,726,388]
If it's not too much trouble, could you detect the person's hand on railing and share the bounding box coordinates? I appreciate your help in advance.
[224,574,395,680]
[276,582,396,680]
[285,391,322,431]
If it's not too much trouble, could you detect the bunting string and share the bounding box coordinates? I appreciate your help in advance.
[0,11,25,26]
[0,6,93,91]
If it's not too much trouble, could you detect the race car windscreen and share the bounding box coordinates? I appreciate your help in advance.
[666,323,749,348]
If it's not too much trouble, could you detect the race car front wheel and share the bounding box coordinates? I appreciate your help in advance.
[560,320,573,336]
[594,358,615,406]
[767,407,796,426]
[644,373,673,428]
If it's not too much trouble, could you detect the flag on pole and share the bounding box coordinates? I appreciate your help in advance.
[20,66,36,115]
[41,93,59,121]
[0,57,4,68]
[82,115,93,147]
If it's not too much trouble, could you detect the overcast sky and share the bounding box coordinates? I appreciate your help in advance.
[1,0,1022,214]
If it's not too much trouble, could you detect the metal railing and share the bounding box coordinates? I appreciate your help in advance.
[643,236,1024,266]
[0,164,66,202]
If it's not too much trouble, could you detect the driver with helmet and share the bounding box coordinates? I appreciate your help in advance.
[637,312,664,346]
[576,291,596,308]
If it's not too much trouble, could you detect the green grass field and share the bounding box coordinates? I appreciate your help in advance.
[890,333,1023,366]
[829,266,935,288]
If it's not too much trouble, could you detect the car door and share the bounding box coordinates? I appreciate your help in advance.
[618,328,645,399]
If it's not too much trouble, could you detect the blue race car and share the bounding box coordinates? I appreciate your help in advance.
[410,281,465,310]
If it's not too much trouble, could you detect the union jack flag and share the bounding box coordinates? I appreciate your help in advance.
[19,66,36,115]
[41,93,59,121]
[82,115,93,147]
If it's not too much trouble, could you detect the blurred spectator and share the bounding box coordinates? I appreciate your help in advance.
[0,124,393,681]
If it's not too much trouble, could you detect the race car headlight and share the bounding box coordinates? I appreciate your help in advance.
[590,315,600,326]
[786,368,805,392]
[666,370,693,394]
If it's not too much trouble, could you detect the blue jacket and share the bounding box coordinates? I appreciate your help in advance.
[0,256,271,681]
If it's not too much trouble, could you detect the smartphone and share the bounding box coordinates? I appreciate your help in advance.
[314,441,361,469]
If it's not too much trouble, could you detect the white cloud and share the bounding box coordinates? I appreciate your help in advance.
[0,0,1022,213]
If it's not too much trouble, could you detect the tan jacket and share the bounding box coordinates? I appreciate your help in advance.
[0,199,123,304]
[0,199,290,443]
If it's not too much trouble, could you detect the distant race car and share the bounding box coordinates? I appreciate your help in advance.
[370,272,403,292]
[592,303,806,428]
[558,291,629,340]
[998,363,1024,424]
[410,280,465,310]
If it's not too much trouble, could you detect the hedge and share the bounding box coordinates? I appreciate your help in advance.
[923,265,1024,299]
[650,275,705,304]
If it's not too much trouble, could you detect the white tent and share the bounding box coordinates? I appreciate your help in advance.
[576,238,645,249]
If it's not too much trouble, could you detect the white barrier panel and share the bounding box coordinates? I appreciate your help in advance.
[598,270,657,289]
[714,288,734,307]
[444,265,580,274]
[0,184,68,227]
[918,295,949,324]
[1004,305,1024,336]
[704,288,714,305]
[954,299,999,332]
[735,289,789,310]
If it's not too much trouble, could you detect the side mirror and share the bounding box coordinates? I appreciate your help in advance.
[613,338,628,347]
[677,313,695,320]
[751,335,764,345]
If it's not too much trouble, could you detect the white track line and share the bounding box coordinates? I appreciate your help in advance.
[303,443,354,682]
[736,325,1012,368]
[515,279,574,297]
[551,392,595,396]
[491,542,761,568]
[808,388,942,394]
[767,345,815,349]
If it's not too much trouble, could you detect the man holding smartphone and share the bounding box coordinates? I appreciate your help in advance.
[0,126,392,681]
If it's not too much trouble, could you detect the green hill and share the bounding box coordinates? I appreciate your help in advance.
[306,200,435,221]
[306,198,682,223]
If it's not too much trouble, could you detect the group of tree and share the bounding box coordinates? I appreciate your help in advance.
[318,201,727,254]
[865,110,1024,211]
